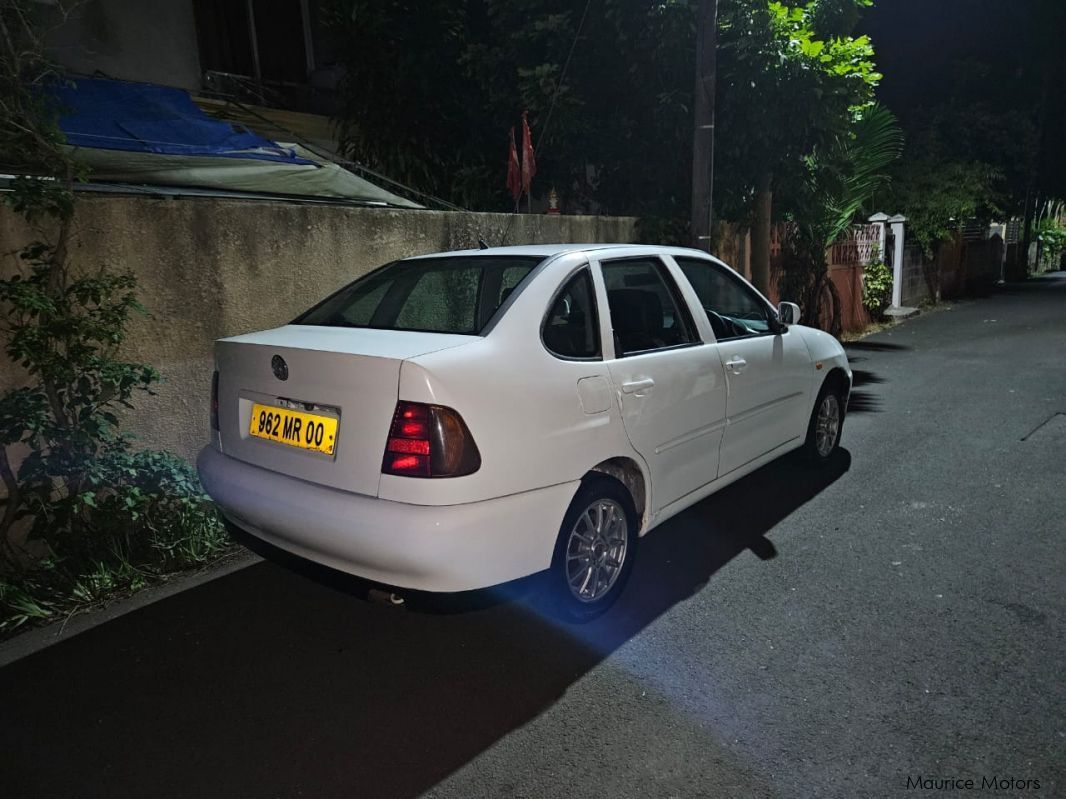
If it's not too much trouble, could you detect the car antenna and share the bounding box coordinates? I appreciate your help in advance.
[477,236,490,250]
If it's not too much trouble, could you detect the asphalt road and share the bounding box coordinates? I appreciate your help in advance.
[3,273,1064,799]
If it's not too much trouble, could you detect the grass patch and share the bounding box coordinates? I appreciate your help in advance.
[0,451,233,639]
[841,320,895,342]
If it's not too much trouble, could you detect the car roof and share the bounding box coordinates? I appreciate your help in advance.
[403,243,711,260]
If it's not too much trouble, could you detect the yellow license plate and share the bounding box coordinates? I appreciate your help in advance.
[249,403,338,455]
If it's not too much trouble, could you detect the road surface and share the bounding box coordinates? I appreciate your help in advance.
[2,273,1064,798]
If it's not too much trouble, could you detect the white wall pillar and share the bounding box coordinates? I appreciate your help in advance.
[868,212,889,264]
[888,214,907,308]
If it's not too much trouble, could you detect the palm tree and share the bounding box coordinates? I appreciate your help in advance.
[783,103,903,334]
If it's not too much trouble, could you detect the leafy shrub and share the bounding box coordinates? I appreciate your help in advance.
[1036,220,1066,270]
[0,451,229,633]
[0,2,232,635]
[862,258,893,317]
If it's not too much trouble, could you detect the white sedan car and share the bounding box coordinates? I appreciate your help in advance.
[198,244,850,619]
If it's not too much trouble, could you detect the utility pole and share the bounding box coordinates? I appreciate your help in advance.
[690,0,718,253]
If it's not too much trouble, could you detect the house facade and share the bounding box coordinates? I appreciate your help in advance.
[47,0,340,118]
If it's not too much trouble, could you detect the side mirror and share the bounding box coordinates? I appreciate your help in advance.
[778,301,801,326]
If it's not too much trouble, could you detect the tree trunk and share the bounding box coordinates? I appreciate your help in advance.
[807,269,842,337]
[689,0,718,253]
[1033,192,1046,270]
[750,170,773,295]
[1015,188,1034,280]
[0,445,21,562]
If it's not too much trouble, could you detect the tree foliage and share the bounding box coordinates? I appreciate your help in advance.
[1035,214,1066,269]
[1,1,156,554]
[714,0,882,219]
[325,0,700,216]
[0,1,228,629]
[819,104,903,245]
[884,153,1001,257]
[865,0,1066,257]
[712,0,893,332]
[324,0,889,333]
[876,90,1022,256]
[324,0,1065,284]
[324,0,888,248]
[775,102,900,330]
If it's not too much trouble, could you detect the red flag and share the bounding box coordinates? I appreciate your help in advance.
[520,110,536,194]
[506,126,521,201]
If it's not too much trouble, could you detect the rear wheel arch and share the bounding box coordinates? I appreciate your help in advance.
[586,457,647,533]
[547,472,639,621]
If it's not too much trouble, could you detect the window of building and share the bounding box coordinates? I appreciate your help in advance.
[194,0,313,84]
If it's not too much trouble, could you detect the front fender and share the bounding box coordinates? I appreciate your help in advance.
[795,325,852,387]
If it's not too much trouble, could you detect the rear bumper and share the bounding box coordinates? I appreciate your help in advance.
[197,446,579,592]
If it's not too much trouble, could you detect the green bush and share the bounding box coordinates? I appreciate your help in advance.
[1036,220,1066,270]
[862,258,893,317]
[0,451,229,633]
[0,2,232,636]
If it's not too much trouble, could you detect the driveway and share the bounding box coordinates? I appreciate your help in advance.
[2,273,1064,798]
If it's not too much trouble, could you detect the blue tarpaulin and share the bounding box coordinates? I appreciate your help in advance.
[51,77,312,165]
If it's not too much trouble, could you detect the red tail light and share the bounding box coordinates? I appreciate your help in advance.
[382,401,481,478]
[210,370,220,432]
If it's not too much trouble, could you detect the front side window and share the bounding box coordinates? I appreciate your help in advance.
[294,256,542,334]
[542,269,600,359]
[601,258,696,357]
[674,256,773,339]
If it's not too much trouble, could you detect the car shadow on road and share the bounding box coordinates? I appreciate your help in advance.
[850,368,884,387]
[845,357,888,414]
[843,340,912,352]
[0,451,850,799]
[845,391,883,413]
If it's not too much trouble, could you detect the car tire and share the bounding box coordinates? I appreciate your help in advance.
[545,476,638,623]
[801,378,846,465]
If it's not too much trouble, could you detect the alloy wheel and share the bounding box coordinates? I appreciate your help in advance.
[815,393,841,458]
[564,498,629,603]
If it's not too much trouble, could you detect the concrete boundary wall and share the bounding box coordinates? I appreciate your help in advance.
[0,197,638,461]
[901,244,937,307]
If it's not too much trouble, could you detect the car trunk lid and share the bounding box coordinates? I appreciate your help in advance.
[215,325,475,496]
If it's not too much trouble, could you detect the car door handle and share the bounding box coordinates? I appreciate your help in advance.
[725,357,747,374]
[621,377,655,394]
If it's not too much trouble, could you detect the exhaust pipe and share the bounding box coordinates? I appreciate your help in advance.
[368,588,405,607]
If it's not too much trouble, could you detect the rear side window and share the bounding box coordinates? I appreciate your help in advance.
[542,269,600,360]
[601,258,696,356]
[294,256,542,334]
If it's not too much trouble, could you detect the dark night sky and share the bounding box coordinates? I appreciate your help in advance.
[859,0,1033,115]
[856,0,1066,197]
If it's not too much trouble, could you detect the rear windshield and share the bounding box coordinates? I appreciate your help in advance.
[293,255,543,334]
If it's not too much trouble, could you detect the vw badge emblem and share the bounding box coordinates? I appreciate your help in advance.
[271,354,289,381]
